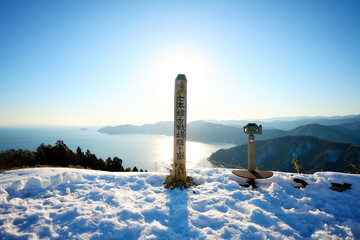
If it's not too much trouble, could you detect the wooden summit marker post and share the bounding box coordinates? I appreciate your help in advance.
[233,123,273,185]
[173,74,187,179]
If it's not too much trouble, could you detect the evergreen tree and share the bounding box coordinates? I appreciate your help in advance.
[105,157,113,170]
[112,157,124,171]
[0,140,125,172]
[35,143,51,165]
[53,140,73,167]
[76,146,85,166]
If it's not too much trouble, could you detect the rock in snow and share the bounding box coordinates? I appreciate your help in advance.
[0,167,359,239]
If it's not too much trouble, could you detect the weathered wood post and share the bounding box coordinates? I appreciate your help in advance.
[173,74,187,178]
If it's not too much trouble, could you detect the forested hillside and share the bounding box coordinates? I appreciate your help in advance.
[209,136,360,173]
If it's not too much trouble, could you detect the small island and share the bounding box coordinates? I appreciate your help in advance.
[80,128,88,131]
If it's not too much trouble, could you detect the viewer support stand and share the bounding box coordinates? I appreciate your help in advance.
[232,123,273,185]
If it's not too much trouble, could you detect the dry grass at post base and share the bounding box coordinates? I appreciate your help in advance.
[163,174,197,190]
[163,165,197,190]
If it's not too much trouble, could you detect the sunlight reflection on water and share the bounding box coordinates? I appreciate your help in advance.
[155,135,234,170]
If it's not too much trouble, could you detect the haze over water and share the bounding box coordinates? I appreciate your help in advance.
[0,127,234,171]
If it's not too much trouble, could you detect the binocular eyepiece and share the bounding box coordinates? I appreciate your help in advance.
[243,123,262,135]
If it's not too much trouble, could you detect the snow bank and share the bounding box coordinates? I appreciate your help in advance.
[24,176,43,190]
[50,174,63,186]
[0,167,359,239]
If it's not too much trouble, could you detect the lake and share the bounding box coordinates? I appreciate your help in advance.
[0,127,234,171]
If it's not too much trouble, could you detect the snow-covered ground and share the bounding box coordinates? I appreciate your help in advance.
[0,168,359,240]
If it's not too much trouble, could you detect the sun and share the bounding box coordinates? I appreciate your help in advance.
[142,45,218,121]
[149,45,213,90]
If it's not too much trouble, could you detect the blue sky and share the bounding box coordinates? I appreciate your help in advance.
[1,0,359,126]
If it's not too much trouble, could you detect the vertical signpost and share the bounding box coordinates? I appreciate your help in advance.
[173,74,187,178]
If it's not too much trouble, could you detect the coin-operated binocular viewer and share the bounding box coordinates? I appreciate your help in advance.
[243,123,262,171]
[232,123,273,184]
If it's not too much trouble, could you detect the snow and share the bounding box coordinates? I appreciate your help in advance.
[0,168,359,240]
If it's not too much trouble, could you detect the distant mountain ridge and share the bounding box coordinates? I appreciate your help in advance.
[98,121,244,144]
[209,114,360,130]
[99,121,173,136]
[209,136,360,173]
[98,114,360,146]
[288,124,360,145]
[187,121,242,144]
[256,123,360,146]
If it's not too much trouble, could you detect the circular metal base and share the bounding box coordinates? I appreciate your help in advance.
[232,170,273,179]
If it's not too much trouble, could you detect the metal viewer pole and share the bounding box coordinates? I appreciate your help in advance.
[248,134,255,171]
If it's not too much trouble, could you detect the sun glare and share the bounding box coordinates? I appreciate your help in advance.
[155,136,173,169]
[154,135,220,171]
[148,46,215,96]
[153,47,210,79]
[186,141,215,169]
[143,45,220,122]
